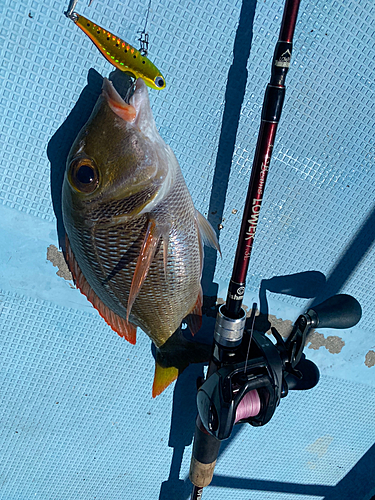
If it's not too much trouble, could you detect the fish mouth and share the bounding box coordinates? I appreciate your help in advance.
[102,77,148,123]
[102,77,157,141]
[102,77,137,123]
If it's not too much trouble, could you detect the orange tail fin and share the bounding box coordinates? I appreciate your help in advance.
[152,362,179,397]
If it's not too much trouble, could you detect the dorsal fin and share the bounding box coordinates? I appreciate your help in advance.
[195,209,221,256]
[65,236,137,345]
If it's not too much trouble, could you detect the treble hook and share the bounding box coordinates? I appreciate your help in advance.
[137,31,149,57]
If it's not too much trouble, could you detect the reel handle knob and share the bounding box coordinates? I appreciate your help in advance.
[307,294,362,330]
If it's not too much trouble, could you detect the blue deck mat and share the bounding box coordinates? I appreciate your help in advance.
[0,0,374,498]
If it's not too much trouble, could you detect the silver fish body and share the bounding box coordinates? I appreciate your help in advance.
[62,77,219,354]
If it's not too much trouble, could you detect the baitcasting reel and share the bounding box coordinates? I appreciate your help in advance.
[197,294,362,441]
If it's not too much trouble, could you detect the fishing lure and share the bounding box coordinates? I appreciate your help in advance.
[65,11,166,90]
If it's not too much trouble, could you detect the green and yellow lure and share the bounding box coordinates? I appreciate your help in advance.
[69,12,166,90]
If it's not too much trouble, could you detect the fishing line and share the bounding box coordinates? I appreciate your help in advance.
[243,305,256,373]
[235,389,261,422]
[138,0,152,56]
[143,0,152,35]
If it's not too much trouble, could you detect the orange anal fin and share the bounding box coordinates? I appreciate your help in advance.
[127,218,161,320]
[105,309,137,345]
[152,362,179,398]
[185,287,203,336]
[65,235,137,345]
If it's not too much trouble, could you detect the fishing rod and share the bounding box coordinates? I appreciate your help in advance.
[225,0,300,319]
[189,0,302,493]
[188,0,362,498]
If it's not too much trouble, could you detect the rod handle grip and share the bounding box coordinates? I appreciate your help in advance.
[189,419,221,488]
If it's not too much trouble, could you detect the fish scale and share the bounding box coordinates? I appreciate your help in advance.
[68,174,200,347]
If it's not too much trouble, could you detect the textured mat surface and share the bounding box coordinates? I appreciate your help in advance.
[0,0,374,498]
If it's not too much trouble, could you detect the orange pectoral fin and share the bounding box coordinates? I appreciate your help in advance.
[127,219,162,321]
[185,286,203,335]
[65,235,137,345]
[152,362,179,398]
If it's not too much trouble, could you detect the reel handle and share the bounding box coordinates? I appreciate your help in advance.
[308,294,362,330]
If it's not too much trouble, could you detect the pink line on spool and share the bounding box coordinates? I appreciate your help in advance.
[235,389,261,422]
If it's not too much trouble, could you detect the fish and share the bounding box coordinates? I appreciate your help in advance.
[66,10,166,90]
[62,76,220,396]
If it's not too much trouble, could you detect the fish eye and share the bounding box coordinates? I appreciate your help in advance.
[154,76,165,89]
[69,159,99,194]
